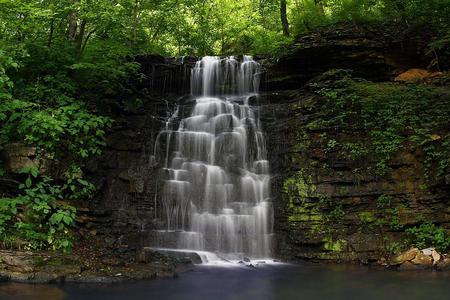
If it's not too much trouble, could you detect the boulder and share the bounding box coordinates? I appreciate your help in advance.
[390,248,419,265]
[395,68,431,82]
[1,143,38,173]
[436,258,450,271]
[431,250,441,264]
[399,261,422,271]
[411,252,433,267]
[421,248,434,256]
[0,251,36,273]
[1,143,52,174]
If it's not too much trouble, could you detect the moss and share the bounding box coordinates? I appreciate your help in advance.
[284,170,323,224]
[33,256,46,267]
[323,237,347,252]
[358,211,376,224]
[284,170,316,206]
[293,130,311,152]
[288,206,323,222]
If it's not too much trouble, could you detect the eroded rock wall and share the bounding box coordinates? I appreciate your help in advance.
[260,87,449,262]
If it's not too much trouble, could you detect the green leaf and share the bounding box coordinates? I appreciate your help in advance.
[25,177,32,188]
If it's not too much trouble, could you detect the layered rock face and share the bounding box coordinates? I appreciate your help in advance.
[266,23,446,90]
[260,84,449,262]
[81,57,189,247]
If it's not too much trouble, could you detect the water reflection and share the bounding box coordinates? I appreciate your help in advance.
[0,282,66,300]
[1,264,449,300]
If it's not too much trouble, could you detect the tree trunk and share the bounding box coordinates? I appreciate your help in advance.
[280,0,289,36]
[67,12,78,40]
[48,19,54,47]
[315,0,325,16]
[75,20,86,59]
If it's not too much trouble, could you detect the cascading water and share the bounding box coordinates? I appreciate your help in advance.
[152,56,273,263]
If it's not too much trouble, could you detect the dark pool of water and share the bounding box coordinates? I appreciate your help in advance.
[1,263,449,300]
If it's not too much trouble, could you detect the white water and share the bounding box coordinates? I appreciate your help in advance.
[152,56,273,264]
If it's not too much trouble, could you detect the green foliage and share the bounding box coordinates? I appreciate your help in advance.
[406,222,450,252]
[62,165,96,200]
[1,168,76,252]
[376,194,393,209]
[358,211,375,224]
[290,0,450,33]
[318,195,345,220]
[384,240,405,255]
[316,79,450,180]
[0,99,111,165]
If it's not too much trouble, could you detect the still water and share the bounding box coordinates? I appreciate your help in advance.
[1,263,449,300]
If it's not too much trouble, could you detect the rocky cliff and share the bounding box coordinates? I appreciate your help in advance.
[261,75,450,263]
[4,24,447,267]
[81,24,450,264]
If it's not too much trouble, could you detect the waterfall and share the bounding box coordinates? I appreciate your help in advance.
[153,56,272,263]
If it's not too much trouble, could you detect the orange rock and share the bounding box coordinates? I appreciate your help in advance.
[395,68,431,82]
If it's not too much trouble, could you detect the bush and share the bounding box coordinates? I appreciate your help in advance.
[406,222,450,252]
[315,78,450,179]
[0,168,76,252]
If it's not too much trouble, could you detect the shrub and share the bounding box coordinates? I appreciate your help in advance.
[0,168,76,252]
[406,222,450,252]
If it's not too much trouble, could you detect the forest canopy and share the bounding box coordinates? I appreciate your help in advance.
[1,0,449,59]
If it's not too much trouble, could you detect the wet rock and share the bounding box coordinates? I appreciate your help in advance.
[431,250,441,264]
[436,258,450,271]
[101,257,122,267]
[377,257,388,266]
[398,261,422,271]
[390,248,419,265]
[0,251,36,273]
[138,247,201,265]
[31,272,64,284]
[411,252,433,267]
[106,131,142,151]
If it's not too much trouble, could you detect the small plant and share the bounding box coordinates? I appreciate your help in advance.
[376,194,392,209]
[385,240,405,255]
[0,167,76,252]
[359,211,375,224]
[406,222,450,252]
[326,139,338,151]
[319,195,345,220]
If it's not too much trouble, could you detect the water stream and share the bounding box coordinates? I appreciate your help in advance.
[2,264,449,300]
[151,56,273,263]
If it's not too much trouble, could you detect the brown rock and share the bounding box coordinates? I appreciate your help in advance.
[411,252,433,267]
[391,248,419,265]
[378,257,388,266]
[0,252,36,273]
[399,261,422,270]
[1,142,52,174]
[436,258,450,271]
[3,143,37,157]
[394,68,431,82]
[101,257,122,267]
[431,250,441,264]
